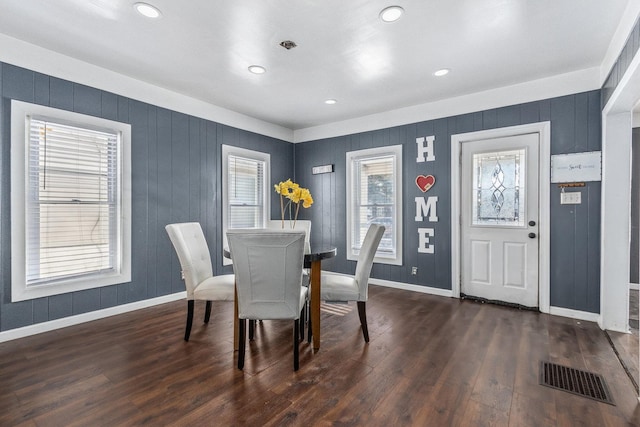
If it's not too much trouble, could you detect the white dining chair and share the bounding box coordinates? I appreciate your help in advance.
[267,219,311,254]
[166,222,235,341]
[320,223,385,342]
[227,229,307,371]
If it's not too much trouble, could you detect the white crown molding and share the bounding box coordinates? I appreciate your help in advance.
[0,32,607,146]
[293,67,600,143]
[0,33,294,142]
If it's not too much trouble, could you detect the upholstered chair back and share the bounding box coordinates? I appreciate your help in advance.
[227,229,306,320]
[166,222,213,299]
[267,219,311,254]
[354,224,385,301]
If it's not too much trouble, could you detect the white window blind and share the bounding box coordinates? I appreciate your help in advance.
[221,145,270,266]
[26,118,119,285]
[227,154,265,229]
[347,145,402,265]
[353,155,395,254]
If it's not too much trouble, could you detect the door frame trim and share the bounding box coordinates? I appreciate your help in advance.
[451,122,551,313]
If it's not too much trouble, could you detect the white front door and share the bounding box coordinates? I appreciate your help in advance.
[461,133,539,308]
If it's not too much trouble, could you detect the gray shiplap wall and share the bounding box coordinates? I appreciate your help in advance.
[602,14,640,107]
[295,91,602,313]
[0,62,294,332]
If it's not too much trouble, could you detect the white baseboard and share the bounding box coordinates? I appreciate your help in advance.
[0,292,186,343]
[323,271,454,298]
[1,279,623,342]
[369,278,454,298]
[548,306,601,325]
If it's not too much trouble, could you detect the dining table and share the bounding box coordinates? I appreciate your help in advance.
[224,243,336,351]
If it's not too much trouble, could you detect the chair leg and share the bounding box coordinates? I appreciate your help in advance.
[293,319,300,371]
[299,304,306,342]
[357,301,370,342]
[238,319,246,370]
[185,300,195,341]
[204,301,212,323]
[249,320,256,341]
[307,304,312,343]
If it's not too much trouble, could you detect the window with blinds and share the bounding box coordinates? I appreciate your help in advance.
[27,118,118,284]
[221,145,270,265]
[227,155,265,229]
[346,145,402,265]
[11,100,131,302]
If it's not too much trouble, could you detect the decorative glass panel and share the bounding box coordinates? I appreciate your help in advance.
[472,149,525,226]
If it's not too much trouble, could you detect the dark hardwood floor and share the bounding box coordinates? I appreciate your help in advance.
[1,285,639,426]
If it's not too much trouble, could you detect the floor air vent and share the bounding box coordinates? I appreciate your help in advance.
[539,361,614,405]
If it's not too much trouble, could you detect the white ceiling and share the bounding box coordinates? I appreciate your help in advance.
[0,0,631,131]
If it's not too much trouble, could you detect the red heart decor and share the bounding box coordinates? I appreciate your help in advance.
[415,175,435,192]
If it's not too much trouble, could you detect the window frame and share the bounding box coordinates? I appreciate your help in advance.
[346,144,403,265]
[221,144,270,265]
[10,100,131,302]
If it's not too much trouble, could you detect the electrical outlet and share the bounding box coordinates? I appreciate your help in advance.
[411,266,418,275]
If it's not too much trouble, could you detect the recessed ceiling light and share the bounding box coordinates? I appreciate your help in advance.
[134,2,161,18]
[325,99,337,105]
[380,6,404,23]
[434,68,450,77]
[248,65,266,74]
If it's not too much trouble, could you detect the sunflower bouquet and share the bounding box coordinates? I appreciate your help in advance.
[274,179,313,228]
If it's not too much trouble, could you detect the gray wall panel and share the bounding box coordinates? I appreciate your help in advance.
[2,300,32,330]
[33,298,48,324]
[146,106,159,298]
[101,91,118,121]
[49,77,73,111]
[100,285,118,309]
[295,90,602,312]
[34,73,49,106]
[73,84,101,117]
[0,62,293,333]
[602,15,640,107]
[73,289,101,315]
[48,294,72,320]
[131,101,150,301]
[1,63,34,102]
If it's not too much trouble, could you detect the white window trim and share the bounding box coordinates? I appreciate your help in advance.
[10,100,131,301]
[346,144,403,266]
[221,144,270,265]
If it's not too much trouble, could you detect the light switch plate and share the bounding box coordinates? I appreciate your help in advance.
[560,192,581,204]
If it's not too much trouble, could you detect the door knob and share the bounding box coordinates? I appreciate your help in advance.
[528,232,536,238]
[528,220,536,226]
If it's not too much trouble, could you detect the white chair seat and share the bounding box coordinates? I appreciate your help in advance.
[193,274,235,301]
[166,222,235,342]
[316,223,385,343]
[320,273,359,301]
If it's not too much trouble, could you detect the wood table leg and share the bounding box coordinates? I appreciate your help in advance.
[311,259,321,351]
[234,285,239,351]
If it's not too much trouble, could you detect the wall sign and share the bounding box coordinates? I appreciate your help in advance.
[415,136,438,254]
[551,151,601,183]
[415,174,435,192]
[312,164,334,175]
